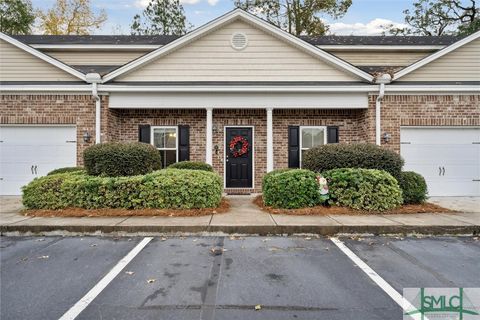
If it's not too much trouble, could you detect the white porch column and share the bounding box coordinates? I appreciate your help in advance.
[206,107,213,165]
[266,107,274,172]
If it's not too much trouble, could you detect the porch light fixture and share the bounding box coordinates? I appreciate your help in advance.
[383,132,391,143]
[83,131,91,143]
[212,124,218,134]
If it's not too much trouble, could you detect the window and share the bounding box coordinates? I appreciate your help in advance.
[152,126,177,168]
[300,126,327,167]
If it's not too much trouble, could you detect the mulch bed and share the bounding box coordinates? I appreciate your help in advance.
[254,195,454,216]
[23,198,230,218]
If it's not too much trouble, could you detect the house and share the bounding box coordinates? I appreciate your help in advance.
[1,9,479,197]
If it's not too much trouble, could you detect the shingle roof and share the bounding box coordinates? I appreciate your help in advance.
[12,35,179,45]
[300,35,463,46]
[11,34,462,46]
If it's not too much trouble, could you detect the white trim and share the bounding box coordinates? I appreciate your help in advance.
[266,108,274,173]
[206,108,213,165]
[102,9,374,83]
[393,30,480,80]
[108,92,369,109]
[59,237,153,320]
[318,45,444,51]
[0,32,86,81]
[99,84,376,93]
[299,126,327,167]
[384,85,480,93]
[31,44,161,50]
[0,85,93,92]
[151,126,179,167]
[224,125,255,189]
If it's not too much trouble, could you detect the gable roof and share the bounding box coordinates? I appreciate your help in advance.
[393,30,480,80]
[103,9,374,83]
[0,32,86,81]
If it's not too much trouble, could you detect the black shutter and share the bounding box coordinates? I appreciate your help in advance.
[288,126,300,168]
[178,125,190,162]
[139,125,151,143]
[327,126,339,144]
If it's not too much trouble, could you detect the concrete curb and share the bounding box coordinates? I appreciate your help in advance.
[1,224,479,236]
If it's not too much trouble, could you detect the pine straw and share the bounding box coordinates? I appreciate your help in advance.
[254,195,454,216]
[24,198,230,218]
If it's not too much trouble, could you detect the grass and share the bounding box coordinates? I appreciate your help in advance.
[254,195,454,215]
[23,198,230,218]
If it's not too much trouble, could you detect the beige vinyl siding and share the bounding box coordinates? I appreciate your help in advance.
[330,51,431,66]
[44,50,149,65]
[0,39,78,81]
[400,38,480,81]
[118,20,359,82]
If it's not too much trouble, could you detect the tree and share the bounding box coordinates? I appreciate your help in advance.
[0,0,35,34]
[234,0,352,36]
[384,0,480,36]
[37,0,107,35]
[130,0,192,35]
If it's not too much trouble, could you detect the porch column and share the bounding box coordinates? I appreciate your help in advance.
[206,107,213,165]
[266,107,274,172]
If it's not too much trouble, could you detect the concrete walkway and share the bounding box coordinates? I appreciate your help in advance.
[1,196,479,235]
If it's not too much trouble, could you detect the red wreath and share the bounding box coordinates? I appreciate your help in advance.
[229,135,249,157]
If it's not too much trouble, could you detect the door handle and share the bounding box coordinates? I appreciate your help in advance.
[439,167,442,176]
[34,165,37,175]
[442,167,445,176]
[31,165,34,174]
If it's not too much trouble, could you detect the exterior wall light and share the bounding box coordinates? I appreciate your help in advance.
[383,132,391,143]
[83,131,91,143]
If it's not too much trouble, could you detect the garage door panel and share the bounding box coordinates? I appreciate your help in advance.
[401,145,479,165]
[401,128,479,144]
[400,127,480,197]
[0,126,77,195]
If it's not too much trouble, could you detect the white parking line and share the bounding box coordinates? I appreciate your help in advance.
[330,237,425,320]
[59,237,153,320]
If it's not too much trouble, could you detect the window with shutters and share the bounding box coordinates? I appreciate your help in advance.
[151,126,178,168]
[300,126,327,167]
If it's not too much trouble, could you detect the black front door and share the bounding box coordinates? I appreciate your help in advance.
[225,127,253,188]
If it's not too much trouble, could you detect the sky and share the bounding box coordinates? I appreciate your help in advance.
[31,0,413,35]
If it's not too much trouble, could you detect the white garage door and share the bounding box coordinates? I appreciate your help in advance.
[400,127,480,197]
[0,126,77,195]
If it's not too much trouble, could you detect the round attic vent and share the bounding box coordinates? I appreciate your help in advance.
[231,33,248,50]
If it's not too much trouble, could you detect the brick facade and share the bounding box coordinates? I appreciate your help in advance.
[2,93,479,193]
[0,94,108,164]
[368,94,480,152]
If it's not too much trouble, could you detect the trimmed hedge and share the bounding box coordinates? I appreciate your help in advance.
[168,161,213,172]
[398,171,428,204]
[83,142,162,177]
[303,143,404,178]
[262,169,319,209]
[22,169,222,210]
[323,168,403,211]
[47,167,84,176]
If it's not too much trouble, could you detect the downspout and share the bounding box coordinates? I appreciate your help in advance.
[86,73,102,144]
[375,74,392,146]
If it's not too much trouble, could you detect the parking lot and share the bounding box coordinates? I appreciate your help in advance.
[1,235,479,320]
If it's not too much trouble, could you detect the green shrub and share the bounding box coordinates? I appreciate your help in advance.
[398,171,428,204]
[303,143,404,178]
[323,168,403,211]
[83,142,161,177]
[262,169,319,209]
[168,161,213,172]
[47,167,84,176]
[22,169,222,210]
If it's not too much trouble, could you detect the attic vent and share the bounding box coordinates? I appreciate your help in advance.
[231,33,248,50]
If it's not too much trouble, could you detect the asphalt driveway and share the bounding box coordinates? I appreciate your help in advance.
[1,235,479,320]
